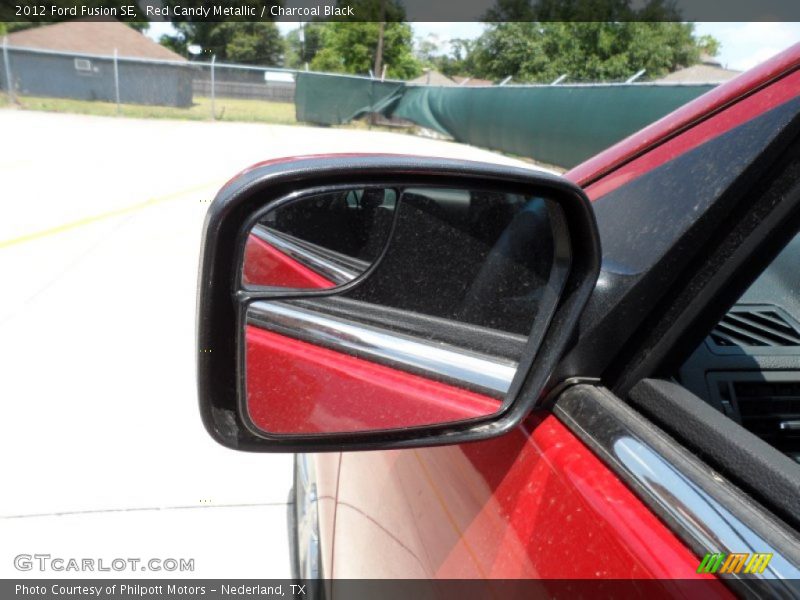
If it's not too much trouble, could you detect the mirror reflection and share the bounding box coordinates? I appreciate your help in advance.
[242,185,568,435]
[242,187,397,288]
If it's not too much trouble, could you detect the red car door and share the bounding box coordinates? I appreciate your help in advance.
[322,44,800,582]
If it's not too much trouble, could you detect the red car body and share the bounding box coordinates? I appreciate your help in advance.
[244,44,800,583]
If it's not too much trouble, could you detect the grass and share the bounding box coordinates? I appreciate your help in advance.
[0,93,298,125]
[0,92,564,171]
[0,91,414,134]
[0,92,408,132]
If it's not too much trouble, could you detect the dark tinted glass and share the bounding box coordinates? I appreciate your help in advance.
[344,187,559,335]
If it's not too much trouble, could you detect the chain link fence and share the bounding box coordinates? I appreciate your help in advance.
[0,39,298,120]
[0,38,723,166]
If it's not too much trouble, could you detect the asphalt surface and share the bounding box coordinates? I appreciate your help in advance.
[0,109,537,578]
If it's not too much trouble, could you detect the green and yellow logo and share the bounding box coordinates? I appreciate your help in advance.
[697,552,773,574]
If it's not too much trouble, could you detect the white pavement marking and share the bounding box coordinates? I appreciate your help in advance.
[0,109,539,577]
[0,505,292,578]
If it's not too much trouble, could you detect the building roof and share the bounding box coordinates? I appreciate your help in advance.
[409,70,457,86]
[451,76,495,87]
[7,19,186,62]
[657,59,740,84]
[408,71,497,87]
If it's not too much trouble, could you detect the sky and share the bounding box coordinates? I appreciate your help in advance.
[145,21,800,72]
[693,22,800,70]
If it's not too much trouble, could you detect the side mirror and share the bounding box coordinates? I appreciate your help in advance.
[197,155,600,451]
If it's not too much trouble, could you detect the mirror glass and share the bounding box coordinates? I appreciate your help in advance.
[242,185,569,435]
[242,187,398,288]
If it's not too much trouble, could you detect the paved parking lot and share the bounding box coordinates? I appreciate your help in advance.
[0,109,535,578]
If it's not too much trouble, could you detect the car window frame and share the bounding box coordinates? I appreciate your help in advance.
[556,91,800,559]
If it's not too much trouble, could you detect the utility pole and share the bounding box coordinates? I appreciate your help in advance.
[210,54,216,120]
[113,48,121,115]
[2,36,16,104]
[299,21,305,62]
[625,69,646,83]
[373,0,386,80]
[370,0,387,128]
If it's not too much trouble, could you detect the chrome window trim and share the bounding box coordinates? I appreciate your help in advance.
[555,384,800,591]
[251,224,367,285]
[247,301,518,397]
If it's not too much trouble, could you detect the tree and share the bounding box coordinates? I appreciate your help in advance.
[443,0,720,83]
[414,34,446,68]
[471,22,706,82]
[435,38,479,77]
[292,0,420,79]
[220,22,284,64]
[159,0,284,64]
[697,34,721,58]
[309,22,420,79]
[161,22,284,65]
[284,23,325,69]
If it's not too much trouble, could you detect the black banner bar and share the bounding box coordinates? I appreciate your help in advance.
[4,579,800,600]
[2,0,800,23]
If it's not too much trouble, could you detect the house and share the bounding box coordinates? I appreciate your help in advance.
[451,76,495,87]
[3,19,193,107]
[408,70,496,87]
[409,69,458,86]
[657,55,741,84]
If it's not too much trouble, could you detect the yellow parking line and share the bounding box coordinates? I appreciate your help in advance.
[0,159,34,170]
[0,181,221,249]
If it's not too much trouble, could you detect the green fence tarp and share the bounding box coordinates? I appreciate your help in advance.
[391,84,715,168]
[295,71,715,168]
[295,71,405,125]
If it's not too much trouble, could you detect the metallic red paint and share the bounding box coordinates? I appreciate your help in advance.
[224,153,420,190]
[320,48,800,583]
[333,415,727,585]
[243,234,334,288]
[238,47,800,581]
[580,69,800,201]
[245,326,501,434]
[567,42,800,190]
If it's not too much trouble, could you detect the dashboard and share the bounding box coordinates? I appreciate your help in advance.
[678,232,800,461]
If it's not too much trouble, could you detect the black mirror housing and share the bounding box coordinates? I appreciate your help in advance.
[197,155,601,452]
